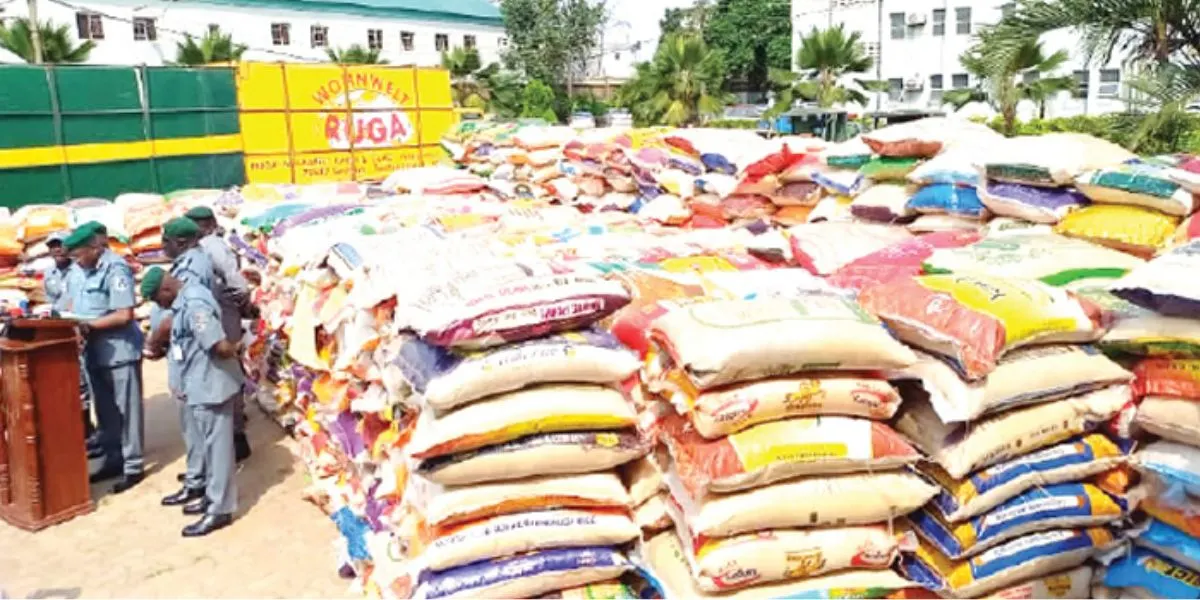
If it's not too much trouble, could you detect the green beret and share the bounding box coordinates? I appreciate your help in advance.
[79,220,107,235]
[140,266,166,299]
[184,206,215,220]
[163,217,201,239]
[63,224,98,251]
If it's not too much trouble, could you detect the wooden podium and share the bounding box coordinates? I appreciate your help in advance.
[0,318,94,531]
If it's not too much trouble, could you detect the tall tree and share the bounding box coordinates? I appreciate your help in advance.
[442,46,493,108]
[175,28,247,65]
[616,33,728,126]
[768,25,878,113]
[659,0,713,40]
[945,35,1076,133]
[0,18,94,63]
[702,0,791,93]
[326,44,387,64]
[500,0,606,93]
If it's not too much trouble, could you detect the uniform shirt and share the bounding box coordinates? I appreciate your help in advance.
[158,247,216,393]
[74,250,144,367]
[44,264,82,312]
[169,282,244,406]
[199,233,248,342]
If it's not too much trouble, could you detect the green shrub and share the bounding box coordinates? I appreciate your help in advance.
[984,113,1200,154]
[707,119,761,129]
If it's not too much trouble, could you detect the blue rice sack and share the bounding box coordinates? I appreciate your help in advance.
[394,329,639,413]
[415,547,631,600]
[907,184,986,218]
[901,527,1115,598]
[1136,518,1200,572]
[909,482,1127,559]
[1104,547,1200,599]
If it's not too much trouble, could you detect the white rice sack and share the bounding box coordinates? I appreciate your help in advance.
[381,166,486,194]
[642,530,918,599]
[395,330,639,413]
[667,470,938,538]
[514,126,576,149]
[414,546,630,600]
[1075,162,1199,216]
[1108,239,1200,318]
[669,512,901,592]
[805,193,856,223]
[408,384,637,459]
[980,133,1136,187]
[633,493,672,534]
[621,456,665,507]
[1136,397,1200,448]
[908,214,985,233]
[923,233,1145,288]
[895,385,1130,479]
[982,217,1056,238]
[922,434,1130,524]
[649,295,917,390]
[420,472,631,528]
[787,222,913,275]
[1136,440,1200,500]
[811,169,868,196]
[901,527,1116,598]
[850,184,915,222]
[697,267,833,299]
[981,566,1093,599]
[416,430,649,486]
[421,509,640,571]
[896,346,1131,423]
[863,117,1001,158]
[907,146,988,186]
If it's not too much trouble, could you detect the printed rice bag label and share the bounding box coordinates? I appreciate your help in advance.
[986,565,1091,599]
[660,413,919,496]
[911,483,1125,559]
[537,579,636,599]
[1104,547,1200,599]
[417,430,649,482]
[415,546,629,600]
[1134,358,1200,399]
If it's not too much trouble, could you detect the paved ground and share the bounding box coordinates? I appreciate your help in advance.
[0,361,352,599]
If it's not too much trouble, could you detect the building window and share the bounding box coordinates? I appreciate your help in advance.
[464,35,476,50]
[889,12,905,39]
[956,7,971,34]
[271,23,291,46]
[888,78,903,101]
[132,17,156,41]
[864,41,880,61]
[75,12,104,40]
[435,33,449,51]
[1099,68,1121,98]
[1000,3,1015,19]
[930,74,944,104]
[952,73,969,89]
[368,28,383,50]
[499,36,508,48]
[932,9,945,35]
[310,25,328,48]
[1074,69,1090,97]
[401,31,415,51]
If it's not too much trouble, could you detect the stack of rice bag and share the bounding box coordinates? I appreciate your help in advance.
[855,271,1135,598]
[1098,239,1200,597]
[637,283,939,597]
[376,257,665,599]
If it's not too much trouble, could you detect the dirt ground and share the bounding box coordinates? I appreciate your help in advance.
[0,361,353,599]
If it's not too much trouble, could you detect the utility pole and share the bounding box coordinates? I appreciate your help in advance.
[28,0,44,63]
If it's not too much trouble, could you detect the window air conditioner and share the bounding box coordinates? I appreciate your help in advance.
[906,12,927,25]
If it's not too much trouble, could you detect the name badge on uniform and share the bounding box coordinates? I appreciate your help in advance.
[172,345,183,360]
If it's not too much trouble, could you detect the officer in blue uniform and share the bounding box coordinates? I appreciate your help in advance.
[146,217,216,508]
[142,267,242,537]
[45,230,99,455]
[185,206,252,463]
[64,222,145,493]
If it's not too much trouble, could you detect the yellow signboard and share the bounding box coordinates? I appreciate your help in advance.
[236,62,455,184]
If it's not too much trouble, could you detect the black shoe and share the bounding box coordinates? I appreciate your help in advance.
[182,513,232,537]
[182,498,210,516]
[235,433,251,463]
[86,446,106,460]
[111,473,144,494]
[89,464,121,483]
[176,472,187,483]
[162,487,205,506]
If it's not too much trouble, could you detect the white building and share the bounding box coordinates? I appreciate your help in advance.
[2,0,505,67]
[790,0,1130,118]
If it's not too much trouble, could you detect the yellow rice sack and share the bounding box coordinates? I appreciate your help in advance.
[1055,205,1179,259]
[895,385,1130,479]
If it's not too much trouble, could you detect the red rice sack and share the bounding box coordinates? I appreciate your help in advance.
[827,231,982,293]
[1133,358,1200,399]
[858,274,1104,380]
[787,222,914,275]
[660,413,920,495]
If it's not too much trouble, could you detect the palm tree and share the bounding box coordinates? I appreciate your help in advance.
[0,18,94,63]
[616,33,727,126]
[326,44,386,65]
[175,28,247,65]
[768,25,878,113]
[945,36,1076,133]
[441,46,488,108]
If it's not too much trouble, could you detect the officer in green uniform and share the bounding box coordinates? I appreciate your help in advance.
[142,267,242,537]
[64,222,145,493]
[185,206,252,463]
[146,217,216,508]
[45,230,99,455]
